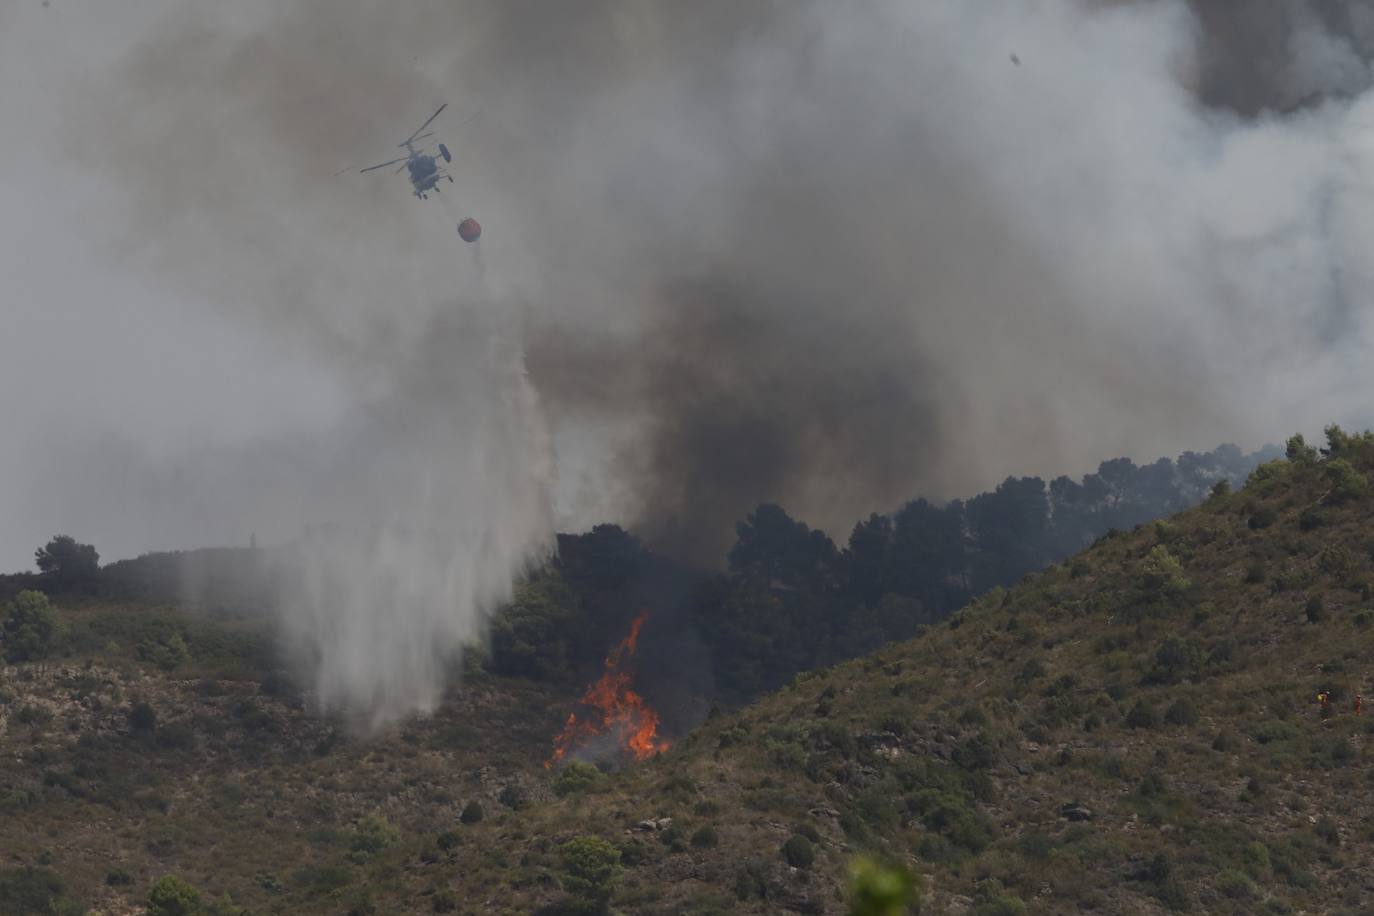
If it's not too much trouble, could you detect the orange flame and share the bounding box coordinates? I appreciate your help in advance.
[546,612,671,768]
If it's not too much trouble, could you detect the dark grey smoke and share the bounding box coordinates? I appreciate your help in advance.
[529,281,943,563]
[1181,0,1374,114]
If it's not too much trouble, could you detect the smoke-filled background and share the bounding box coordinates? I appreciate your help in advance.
[5,0,1374,719]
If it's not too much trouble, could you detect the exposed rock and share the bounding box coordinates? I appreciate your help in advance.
[635,816,673,832]
[1061,804,1093,822]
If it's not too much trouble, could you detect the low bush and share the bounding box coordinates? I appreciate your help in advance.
[1126,702,1157,729]
[350,814,399,856]
[0,866,81,916]
[553,761,607,796]
[460,800,484,824]
[1164,698,1200,727]
[1216,869,1257,900]
[781,834,815,869]
[691,825,719,849]
[147,874,201,916]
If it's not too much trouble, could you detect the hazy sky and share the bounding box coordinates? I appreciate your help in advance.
[5,0,1374,571]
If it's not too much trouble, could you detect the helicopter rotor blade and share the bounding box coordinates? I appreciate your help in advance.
[395,163,408,174]
[360,156,408,173]
[451,106,483,130]
[405,103,448,145]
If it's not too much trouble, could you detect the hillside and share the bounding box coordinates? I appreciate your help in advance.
[411,430,1374,915]
[2,429,1372,915]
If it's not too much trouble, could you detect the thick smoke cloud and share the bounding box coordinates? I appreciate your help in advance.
[6,0,1374,717]
[1181,0,1374,114]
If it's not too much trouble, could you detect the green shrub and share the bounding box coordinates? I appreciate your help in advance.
[1136,851,1171,884]
[350,814,399,856]
[294,864,351,893]
[558,836,621,915]
[1270,841,1316,889]
[690,825,719,849]
[617,838,649,867]
[908,788,993,852]
[1324,459,1370,504]
[1148,638,1203,684]
[781,834,815,869]
[717,724,749,748]
[1149,878,1189,911]
[1125,701,1157,729]
[106,868,134,887]
[1139,546,1190,598]
[1248,507,1278,530]
[1241,841,1270,877]
[1138,772,1167,798]
[487,574,580,681]
[128,701,158,734]
[1251,720,1299,745]
[254,873,283,894]
[147,874,202,916]
[138,630,192,672]
[972,878,1027,916]
[1325,737,1356,767]
[460,800,484,824]
[658,820,688,853]
[498,783,526,810]
[1,591,69,663]
[1298,506,1327,531]
[0,866,80,915]
[1164,698,1200,726]
[952,731,996,771]
[1285,434,1318,466]
[553,761,607,797]
[1216,868,1257,900]
[432,889,457,913]
[734,861,769,901]
[346,891,377,916]
[847,857,922,916]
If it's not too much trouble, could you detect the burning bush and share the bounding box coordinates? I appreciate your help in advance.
[547,613,671,768]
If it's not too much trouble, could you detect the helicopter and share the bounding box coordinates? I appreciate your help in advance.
[360,103,454,200]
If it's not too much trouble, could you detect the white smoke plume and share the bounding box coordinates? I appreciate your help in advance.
[277,312,554,729]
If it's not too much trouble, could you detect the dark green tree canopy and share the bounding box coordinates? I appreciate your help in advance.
[729,503,838,591]
[34,535,100,584]
[558,835,621,914]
